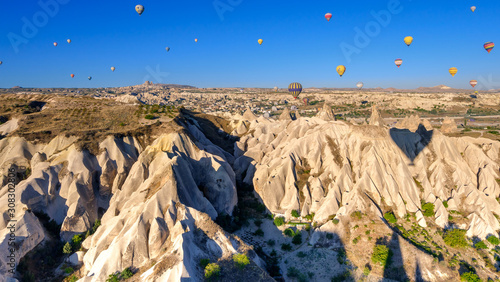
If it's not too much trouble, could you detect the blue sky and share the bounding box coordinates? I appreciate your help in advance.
[1,0,499,89]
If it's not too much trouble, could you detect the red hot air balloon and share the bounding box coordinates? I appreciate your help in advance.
[71,74,75,78]
[395,59,403,68]
[484,42,495,53]
[470,80,478,88]
[325,13,332,21]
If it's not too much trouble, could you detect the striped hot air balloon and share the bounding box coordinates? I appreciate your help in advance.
[395,59,403,68]
[288,82,302,99]
[484,42,495,53]
[449,67,458,77]
[325,13,332,21]
[470,80,478,88]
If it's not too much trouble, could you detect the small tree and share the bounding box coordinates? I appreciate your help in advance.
[274,216,285,227]
[292,233,302,245]
[284,228,294,237]
[371,244,391,267]
[204,263,221,280]
[474,241,488,250]
[71,234,82,250]
[422,202,435,217]
[121,267,133,279]
[460,271,481,282]
[233,253,250,269]
[383,212,397,224]
[487,236,500,245]
[443,229,468,248]
[291,210,300,218]
[63,242,72,254]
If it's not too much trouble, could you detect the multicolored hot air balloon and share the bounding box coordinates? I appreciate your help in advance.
[449,67,458,77]
[166,47,170,52]
[53,42,58,47]
[395,59,403,68]
[484,42,495,53]
[303,97,309,105]
[470,80,478,88]
[258,39,263,45]
[336,65,346,77]
[111,67,115,72]
[325,13,332,21]
[88,76,92,80]
[288,82,302,99]
[404,36,413,47]
[471,6,476,12]
[67,39,71,44]
[135,5,144,15]
[71,74,75,78]
[356,82,364,89]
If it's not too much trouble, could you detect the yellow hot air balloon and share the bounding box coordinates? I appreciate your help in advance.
[67,39,71,44]
[336,65,346,77]
[195,38,198,43]
[404,36,413,47]
[449,67,457,77]
[258,39,263,45]
[111,67,115,72]
[135,5,144,16]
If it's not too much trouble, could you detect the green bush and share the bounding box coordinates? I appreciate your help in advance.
[274,216,285,227]
[291,210,300,218]
[371,244,391,267]
[254,228,264,237]
[332,218,339,225]
[204,263,221,280]
[305,213,315,221]
[106,273,120,282]
[487,236,500,245]
[71,234,82,250]
[384,212,397,224]
[297,251,306,258]
[121,267,133,279]
[233,254,250,269]
[253,219,262,227]
[422,202,435,217]
[63,242,72,254]
[326,233,334,239]
[460,271,481,282]
[199,258,210,269]
[352,236,361,244]
[474,241,488,250]
[92,219,101,234]
[443,201,448,208]
[144,114,155,120]
[281,243,292,251]
[292,233,302,245]
[350,211,363,220]
[284,228,295,237]
[64,267,74,274]
[267,239,275,246]
[443,229,468,248]
[337,249,347,265]
[67,275,78,282]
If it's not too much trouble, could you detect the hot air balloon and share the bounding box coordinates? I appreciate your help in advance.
[111,67,115,72]
[325,13,332,21]
[274,86,278,92]
[53,42,58,47]
[71,74,75,78]
[475,91,478,94]
[88,76,92,80]
[135,5,144,15]
[449,67,458,77]
[258,39,263,45]
[471,6,476,12]
[470,80,478,88]
[195,38,198,43]
[336,65,346,77]
[484,42,495,53]
[404,36,413,47]
[303,98,309,105]
[0,61,2,65]
[166,47,170,52]
[395,59,403,68]
[288,82,302,99]
[356,82,364,89]
[67,39,71,44]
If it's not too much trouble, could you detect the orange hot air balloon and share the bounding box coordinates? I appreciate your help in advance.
[71,74,75,78]
[111,67,115,72]
[325,13,332,21]
[195,38,198,43]
[470,80,478,88]
[53,42,58,47]
[395,59,403,68]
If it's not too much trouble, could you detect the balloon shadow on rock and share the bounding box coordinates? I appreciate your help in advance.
[389,124,433,165]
